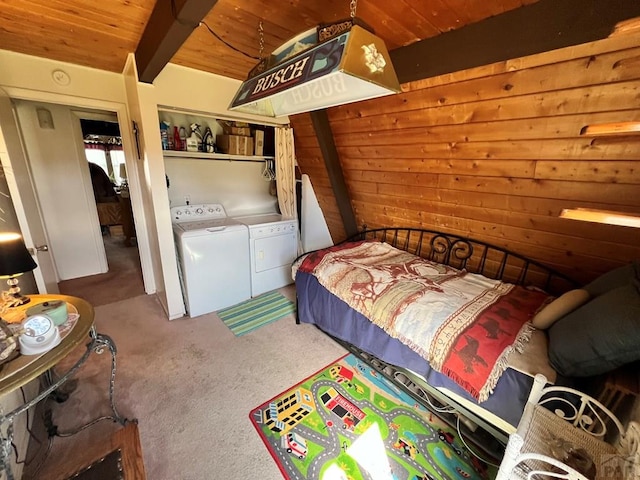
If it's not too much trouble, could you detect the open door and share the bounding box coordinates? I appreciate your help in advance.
[0,87,59,293]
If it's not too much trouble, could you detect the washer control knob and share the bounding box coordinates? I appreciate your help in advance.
[196,208,204,214]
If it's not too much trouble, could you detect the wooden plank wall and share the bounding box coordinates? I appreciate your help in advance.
[291,30,640,284]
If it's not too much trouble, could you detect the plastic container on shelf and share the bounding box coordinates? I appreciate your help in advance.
[160,121,170,150]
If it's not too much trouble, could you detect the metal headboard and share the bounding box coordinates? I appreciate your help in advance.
[346,227,579,295]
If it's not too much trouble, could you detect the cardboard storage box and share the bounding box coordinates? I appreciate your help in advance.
[254,130,265,156]
[217,134,254,155]
[220,121,252,137]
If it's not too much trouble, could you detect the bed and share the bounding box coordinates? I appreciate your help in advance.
[293,227,582,444]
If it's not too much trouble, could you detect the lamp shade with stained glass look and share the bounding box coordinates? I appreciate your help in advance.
[0,232,37,306]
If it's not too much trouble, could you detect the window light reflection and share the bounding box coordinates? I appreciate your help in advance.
[559,208,640,228]
[322,464,349,480]
[346,423,394,480]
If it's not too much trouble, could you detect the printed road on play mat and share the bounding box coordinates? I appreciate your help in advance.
[250,354,497,480]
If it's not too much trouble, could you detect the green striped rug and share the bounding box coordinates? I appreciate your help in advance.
[217,291,296,336]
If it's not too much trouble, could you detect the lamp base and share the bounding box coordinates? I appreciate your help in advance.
[9,294,31,306]
[1,290,30,310]
[4,278,30,307]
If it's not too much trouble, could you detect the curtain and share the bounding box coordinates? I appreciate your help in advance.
[83,142,122,151]
[275,126,297,219]
[84,142,106,150]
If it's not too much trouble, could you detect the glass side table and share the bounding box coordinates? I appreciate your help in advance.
[0,294,130,480]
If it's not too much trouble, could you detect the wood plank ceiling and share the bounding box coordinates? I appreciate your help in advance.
[0,0,538,81]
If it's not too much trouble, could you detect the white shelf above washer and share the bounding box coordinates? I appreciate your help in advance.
[163,150,274,162]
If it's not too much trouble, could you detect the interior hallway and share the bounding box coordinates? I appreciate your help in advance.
[58,232,144,306]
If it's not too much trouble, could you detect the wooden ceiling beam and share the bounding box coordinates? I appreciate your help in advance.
[310,110,358,238]
[135,0,219,84]
[391,0,640,84]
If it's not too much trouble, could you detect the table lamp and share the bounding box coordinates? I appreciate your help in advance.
[0,232,37,307]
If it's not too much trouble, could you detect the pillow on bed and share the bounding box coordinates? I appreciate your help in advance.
[547,282,640,377]
[584,261,640,297]
[532,289,590,329]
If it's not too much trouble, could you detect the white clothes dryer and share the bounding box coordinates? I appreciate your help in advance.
[233,213,298,297]
[172,204,250,317]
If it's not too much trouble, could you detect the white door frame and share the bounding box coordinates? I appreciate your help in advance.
[2,86,156,294]
[0,88,59,293]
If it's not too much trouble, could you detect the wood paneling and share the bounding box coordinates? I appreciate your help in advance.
[310,110,358,237]
[0,0,543,79]
[135,0,220,83]
[292,31,640,284]
[0,0,155,73]
[172,0,544,80]
[292,115,346,242]
[392,0,640,84]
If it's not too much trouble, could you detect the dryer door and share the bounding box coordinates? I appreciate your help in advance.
[253,232,297,273]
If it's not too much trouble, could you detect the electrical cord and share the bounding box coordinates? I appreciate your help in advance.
[23,435,53,480]
[21,396,58,479]
[419,389,457,414]
[168,0,260,60]
[455,414,501,468]
[9,387,43,466]
[200,20,260,60]
[356,347,457,415]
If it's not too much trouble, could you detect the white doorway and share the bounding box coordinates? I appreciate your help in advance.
[8,98,147,302]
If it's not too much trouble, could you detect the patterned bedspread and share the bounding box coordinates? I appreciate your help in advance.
[297,241,550,401]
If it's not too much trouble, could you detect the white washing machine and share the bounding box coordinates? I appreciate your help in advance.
[233,213,298,297]
[172,204,250,317]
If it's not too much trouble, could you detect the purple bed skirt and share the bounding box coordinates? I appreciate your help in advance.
[296,270,535,430]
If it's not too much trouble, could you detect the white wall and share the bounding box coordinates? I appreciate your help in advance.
[0,49,158,299]
[125,60,291,318]
[0,381,39,480]
[301,174,333,252]
[153,64,288,126]
[164,159,276,215]
[14,101,107,280]
[158,109,277,215]
[153,65,286,217]
[0,50,127,104]
[0,49,293,320]
[123,55,180,318]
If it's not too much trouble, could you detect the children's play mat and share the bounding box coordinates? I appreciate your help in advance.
[250,353,497,480]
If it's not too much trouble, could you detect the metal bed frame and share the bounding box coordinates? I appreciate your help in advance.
[345,227,578,295]
[295,227,580,446]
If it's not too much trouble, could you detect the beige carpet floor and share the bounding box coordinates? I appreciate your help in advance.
[22,235,346,479]
[21,228,345,480]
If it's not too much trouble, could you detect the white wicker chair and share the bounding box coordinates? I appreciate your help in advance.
[496,374,640,480]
